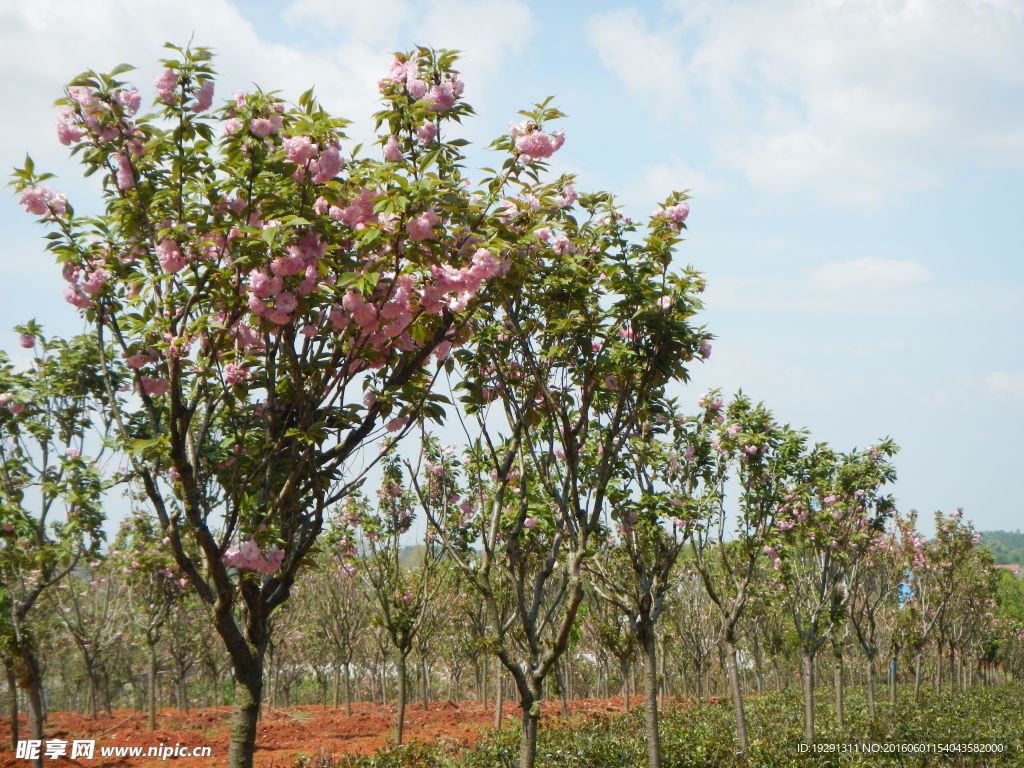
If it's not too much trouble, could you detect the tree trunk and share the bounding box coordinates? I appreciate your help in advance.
[332,663,339,709]
[832,643,845,729]
[640,628,662,768]
[481,656,488,710]
[865,656,876,718]
[912,649,922,701]
[147,642,158,731]
[722,636,749,753]
[421,658,429,712]
[17,643,45,768]
[801,648,815,744]
[395,655,407,745]
[226,662,263,768]
[555,661,568,717]
[5,661,18,750]
[494,666,504,728]
[751,633,764,696]
[518,682,541,768]
[620,658,631,713]
[889,655,898,706]
[343,662,352,717]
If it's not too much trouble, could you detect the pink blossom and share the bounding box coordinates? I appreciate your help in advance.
[19,186,67,218]
[383,135,402,162]
[155,69,178,105]
[64,285,93,309]
[524,517,539,530]
[224,363,251,385]
[65,447,81,459]
[510,122,566,160]
[222,118,243,136]
[55,107,84,145]
[140,377,168,397]
[249,118,278,138]
[656,202,689,223]
[385,415,409,432]
[406,78,427,99]
[77,268,106,297]
[284,136,317,165]
[554,184,578,208]
[191,80,215,113]
[115,153,135,190]
[8,403,25,415]
[115,88,142,116]
[312,147,342,184]
[426,81,460,111]
[156,239,188,274]
[416,122,437,143]
[274,291,298,314]
[248,270,282,298]
[19,334,34,349]
[698,341,712,359]
[406,208,437,241]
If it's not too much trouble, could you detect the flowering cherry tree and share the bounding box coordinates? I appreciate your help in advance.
[844,512,910,717]
[587,403,717,768]
[686,393,806,753]
[0,331,117,763]
[110,511,190,729]
[345,459,447,745]
[417,152,709,767]
[12,43,567,768]
[772,440,898,742]
[903,509,981,700]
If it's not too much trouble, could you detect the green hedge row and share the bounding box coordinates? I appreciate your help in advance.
[308,684,1023,768]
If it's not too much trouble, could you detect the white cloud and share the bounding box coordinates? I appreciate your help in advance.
[284,0,412,43]
[624,156,722,210]
[587,0,1024,208]
[807,257,934,294]
[416,0,534,85]
[585,9,689,120]
[985,372,1024,401]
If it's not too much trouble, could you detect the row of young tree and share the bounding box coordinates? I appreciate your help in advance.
[2,43,1021,768]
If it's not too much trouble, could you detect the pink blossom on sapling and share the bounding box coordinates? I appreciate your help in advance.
[139,377,169,396]
[416,122,437,143]
[383,135,402,162]
[191,79,215,112]
[155,69,178,105]
[406,209,437,241]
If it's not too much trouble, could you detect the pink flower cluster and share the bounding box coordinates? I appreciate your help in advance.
[247,230,327,325]
[285,135,342,183]
[223,539,286,574]
[155,70,178,105]
[61,261,110,308]
[383,55,465,112]
[19,186,67,218]
[0,393,26,416]
[655,202,689,223]
[508,121,566,161]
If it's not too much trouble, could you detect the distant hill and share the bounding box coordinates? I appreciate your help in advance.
[979,530,1024,565]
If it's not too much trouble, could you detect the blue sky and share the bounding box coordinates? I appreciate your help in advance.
[1,0,1022,534]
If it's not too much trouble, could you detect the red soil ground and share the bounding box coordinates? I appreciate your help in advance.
[0,697,647,768]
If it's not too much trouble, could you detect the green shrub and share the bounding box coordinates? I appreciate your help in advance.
[316,684,1024,768]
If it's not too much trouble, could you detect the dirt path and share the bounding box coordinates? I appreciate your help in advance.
[0,697,649,767]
